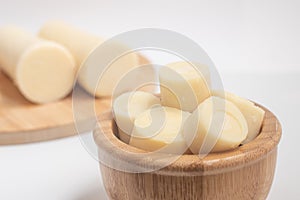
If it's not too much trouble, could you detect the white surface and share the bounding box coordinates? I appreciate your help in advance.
[0,137,108,200]
[1,72,299,200]
[0,0,299,74]
[0,0,300,199]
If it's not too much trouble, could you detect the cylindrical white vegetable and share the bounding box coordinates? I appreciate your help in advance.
[39,21,103,70]
[0,26,76,103]
[212,91,265,144]
[159,61,211,112]
[113,91,160,144]
[184,96,248,154]
[39,21,140,97]
[129,106,191,154]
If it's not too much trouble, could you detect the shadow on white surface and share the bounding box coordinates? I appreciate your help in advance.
[74,185,108,200]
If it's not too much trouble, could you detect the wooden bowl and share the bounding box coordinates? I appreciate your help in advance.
[94,105,281,200]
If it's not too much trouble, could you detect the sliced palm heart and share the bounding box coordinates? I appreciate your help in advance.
[129,106,190,154]
[39,21,143,97]
[212,91,265,143]
[113,91,160,144]
[184,96,248,154]
[159,61,211,112]
[0,26,76,104]
[39,20,104,70]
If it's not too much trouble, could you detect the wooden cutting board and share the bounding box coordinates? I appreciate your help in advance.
[0,70,112,145]
[0,55,150,145]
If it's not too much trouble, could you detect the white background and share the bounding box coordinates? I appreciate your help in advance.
[0,0,300,199]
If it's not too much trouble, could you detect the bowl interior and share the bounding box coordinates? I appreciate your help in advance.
[94,104,281,175]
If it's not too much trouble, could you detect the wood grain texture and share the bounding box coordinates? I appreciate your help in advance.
[94,105,282,200]
[0,55,149,145]
[0,69,111,145]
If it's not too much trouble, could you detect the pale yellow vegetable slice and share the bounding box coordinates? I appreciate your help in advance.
[0,26,76,103]
[184,96,248,154]
[159,61,211,112]
[130,106,190,154]
[113,91,160,143]
[212,91,265,143]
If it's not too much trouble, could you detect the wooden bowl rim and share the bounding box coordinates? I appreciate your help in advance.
[94,104,281,175]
